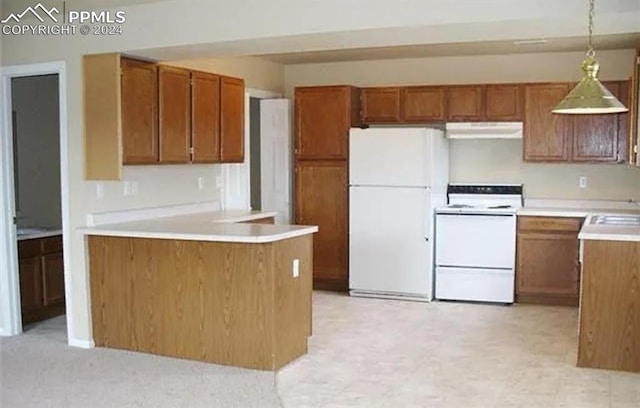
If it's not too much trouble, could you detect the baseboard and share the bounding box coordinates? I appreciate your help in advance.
[516,293,578,307]
[313,278,348,292]
[68,337,95,348]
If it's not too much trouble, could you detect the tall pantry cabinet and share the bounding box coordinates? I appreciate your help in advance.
[294,86,360,290]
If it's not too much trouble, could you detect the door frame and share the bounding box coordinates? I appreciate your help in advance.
[0,61,71,338]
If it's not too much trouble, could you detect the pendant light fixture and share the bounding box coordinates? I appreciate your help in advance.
[552,0,629,114]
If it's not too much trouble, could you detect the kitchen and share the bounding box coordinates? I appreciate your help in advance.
[1,0,640,405]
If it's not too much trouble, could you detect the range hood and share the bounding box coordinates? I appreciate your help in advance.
[445,122,523,139]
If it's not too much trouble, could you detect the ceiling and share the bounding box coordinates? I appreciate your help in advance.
[255,33,640,65]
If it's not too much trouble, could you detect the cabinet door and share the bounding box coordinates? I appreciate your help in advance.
[447,85,484,121]
[295,86,356,160]
[158,66,191,163]
[571,81,627,162]
[403,86,446,122]
[121,58,158,164]
[42,252,65,306]
[220,76,245,163]
[486,84,523,121]
[191,71,221,163]
[19,256,43,311]
[361,87,402,123]
[523,84,572,161]
[295,161,348,286]
[517,232,579,303]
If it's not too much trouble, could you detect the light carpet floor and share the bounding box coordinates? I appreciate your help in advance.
[1,316,282,408]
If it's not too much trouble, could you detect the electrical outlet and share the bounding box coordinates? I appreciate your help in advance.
[96,182,104,199]
[292,259,300,278]
[123,181,133,196]
[579,176,588,189]
[198,177,205,191]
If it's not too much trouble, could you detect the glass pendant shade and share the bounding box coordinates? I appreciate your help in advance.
[552,55,629,114]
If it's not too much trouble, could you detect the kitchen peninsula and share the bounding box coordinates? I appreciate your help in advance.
[81,211,317,371]
[578,214,640,373]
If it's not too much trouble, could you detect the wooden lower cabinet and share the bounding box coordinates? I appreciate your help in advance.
[516,216,582,306]
[294,160,348,290]
[18,235,65,324]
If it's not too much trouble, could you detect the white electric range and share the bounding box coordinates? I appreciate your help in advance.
[434,183,523,304]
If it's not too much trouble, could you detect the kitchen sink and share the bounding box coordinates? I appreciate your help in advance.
[589,214,640,226]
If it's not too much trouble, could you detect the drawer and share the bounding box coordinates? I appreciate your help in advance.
[42,235,63,254]
[518,216,583,233]
[18,239,41,258]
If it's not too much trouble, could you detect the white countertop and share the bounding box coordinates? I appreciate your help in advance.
[578,214,640,242]
[17,229,62,241]
[518,198,640,218]
[79,211,317,243]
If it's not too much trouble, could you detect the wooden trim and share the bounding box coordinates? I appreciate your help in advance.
[83,53,122,180]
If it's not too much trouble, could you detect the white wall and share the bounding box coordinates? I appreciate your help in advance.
[11,75,62,229]
[449,139,640,200]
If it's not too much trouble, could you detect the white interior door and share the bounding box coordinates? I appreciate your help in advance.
[260,99,291,224]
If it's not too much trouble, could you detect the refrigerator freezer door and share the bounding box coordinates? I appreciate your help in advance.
[349,186,433,297]
[349,128,431,187]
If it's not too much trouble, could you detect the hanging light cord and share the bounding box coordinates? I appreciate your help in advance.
[587,0,595,57]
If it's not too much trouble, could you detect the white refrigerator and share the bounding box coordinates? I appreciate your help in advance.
[349,127,449,301]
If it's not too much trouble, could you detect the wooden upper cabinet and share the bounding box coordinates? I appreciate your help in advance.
[191,71,221,163]
[485,84,523,121]
[220,76,245,163]
[403,86,446,122]
[295,86,360,160]
[572,81,627,162]
[158,66,191,164]
[447,85,484,121]
[295,160,348,285]
[121,58,158,164]
[361,87,402,123]
[524,83,572,162]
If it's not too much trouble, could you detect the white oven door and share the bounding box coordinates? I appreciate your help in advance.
[435,213,516,269]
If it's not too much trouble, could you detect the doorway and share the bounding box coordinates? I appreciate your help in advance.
[247,94,292,224]
[11,74,66,337]
[0,62,70,340]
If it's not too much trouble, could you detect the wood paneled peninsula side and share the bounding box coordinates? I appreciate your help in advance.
[578,217,640,373]
[81,215,317,371]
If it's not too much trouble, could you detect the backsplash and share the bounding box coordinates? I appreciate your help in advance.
[450,139,640,201]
